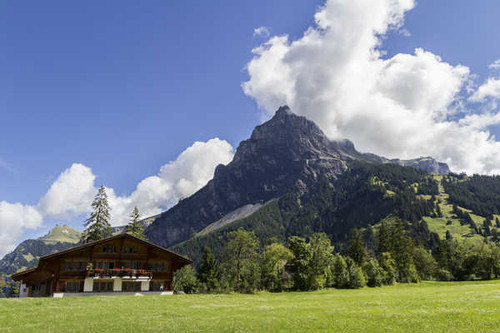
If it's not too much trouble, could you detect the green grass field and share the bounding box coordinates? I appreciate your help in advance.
[0,281,499,332]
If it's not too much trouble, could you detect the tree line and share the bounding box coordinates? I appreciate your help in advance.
[173,217,500,294]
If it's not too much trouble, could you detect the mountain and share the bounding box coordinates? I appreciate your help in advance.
[0,225,80,277]
[389,157,450,175]
[172,163,500,267]
[146,106,450,249]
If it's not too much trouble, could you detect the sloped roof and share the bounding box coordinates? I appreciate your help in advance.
[12,233,191,281]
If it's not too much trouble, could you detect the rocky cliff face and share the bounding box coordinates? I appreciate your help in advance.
[146,106,450,248]
[146,106,348,247]
[389,158,450,175]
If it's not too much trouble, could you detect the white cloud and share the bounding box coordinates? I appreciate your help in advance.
[489,59,500,70]
[0,138,234,256]
[38,163,96,218]
[470,78,500,102]
[107,138,234,226]
[37,139,233,227]
[107,138,233,225]
[0,202,43,255]
[253,26,270,38]
[243,0,500,174]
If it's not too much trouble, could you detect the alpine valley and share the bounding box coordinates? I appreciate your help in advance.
[2,106,500,280]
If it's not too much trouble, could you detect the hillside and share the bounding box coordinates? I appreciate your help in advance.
[173,161,496,265]
[147,106,450,249]
[0,225,80,277]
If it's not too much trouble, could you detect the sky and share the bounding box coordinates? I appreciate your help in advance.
[1,0,500,256]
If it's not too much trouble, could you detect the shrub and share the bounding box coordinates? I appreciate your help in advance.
[173,265,198,294]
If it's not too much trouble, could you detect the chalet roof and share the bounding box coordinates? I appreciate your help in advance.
[11,233,192,281]
[11,267,38,280]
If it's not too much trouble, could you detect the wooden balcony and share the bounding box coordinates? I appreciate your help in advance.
[86,269,153,280]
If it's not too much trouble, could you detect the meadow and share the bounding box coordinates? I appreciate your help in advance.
[0,280,498,332]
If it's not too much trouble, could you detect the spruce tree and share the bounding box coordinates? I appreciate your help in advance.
[377,220,392,255]
[348,228,367,266]
[124,206,145,239]
[198,247,220,292]
[346,257,366,289]
[288,236,312,291]
[378,252,397,285]
[81,186,112,243]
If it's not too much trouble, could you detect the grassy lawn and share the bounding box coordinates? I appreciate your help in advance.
[0,281,499,332]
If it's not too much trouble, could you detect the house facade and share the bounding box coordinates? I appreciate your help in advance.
[12,233,191,297]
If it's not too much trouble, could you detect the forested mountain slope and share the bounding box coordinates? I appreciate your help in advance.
[172,162,498,266]
[147,106,449,249]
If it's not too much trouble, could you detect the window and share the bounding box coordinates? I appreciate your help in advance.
[93,281,113,292]
[123,247,137,253]
[150,263,167,272]
[102,246,116,253]
[122,281,141,292]
[123,262,143,269]
[95,262,115,270]
[66,281,81,293]
[63,262,86,271]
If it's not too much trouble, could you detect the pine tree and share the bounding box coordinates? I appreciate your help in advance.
[124,206,145,239]
[378,252,397,285]
[81,186,112,243]
[483,219,492,236]
[346,257,366,289]
[198,247,220,292]
[390,218,419,283]
[288,236,312,291]
[348,228,367,266]
[377,220,392,255]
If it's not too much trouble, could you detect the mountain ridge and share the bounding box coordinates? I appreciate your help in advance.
[146,106,449,248]
[0,225,80,278]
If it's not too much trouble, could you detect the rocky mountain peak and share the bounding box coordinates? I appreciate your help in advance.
[146,106,450,248]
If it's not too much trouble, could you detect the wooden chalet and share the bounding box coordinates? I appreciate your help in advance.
[12,233,191,297]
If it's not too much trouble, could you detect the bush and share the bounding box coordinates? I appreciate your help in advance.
[435,269,453,281]
[173,265,198,294]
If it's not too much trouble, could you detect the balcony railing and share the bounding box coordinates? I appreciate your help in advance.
[86,268,152,279]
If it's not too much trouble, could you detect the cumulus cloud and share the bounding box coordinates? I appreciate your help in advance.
[253,26,270,38]
[243,0,500,174]
[38,163,96,218]
[107,138,234,226]
[0,138,234,256]
[470,78,500,102]
[0,202,43,255]
[489,59,500,70]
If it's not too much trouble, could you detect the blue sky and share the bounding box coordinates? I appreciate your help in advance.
[1,0,500,253]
